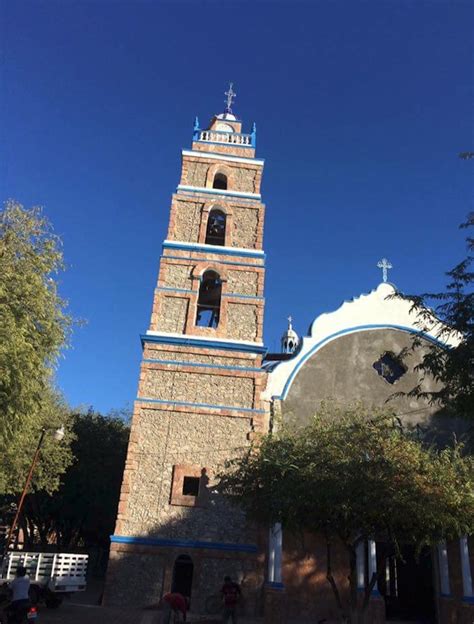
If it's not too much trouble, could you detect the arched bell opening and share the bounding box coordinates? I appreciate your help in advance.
[205,209,226,246]
[212,173,228,190]
[195,270,222,328]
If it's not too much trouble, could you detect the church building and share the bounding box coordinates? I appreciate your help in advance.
[104,88,473,624]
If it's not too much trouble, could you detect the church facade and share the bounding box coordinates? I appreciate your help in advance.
[105,93,473,624]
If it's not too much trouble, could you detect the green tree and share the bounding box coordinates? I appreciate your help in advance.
[395,213,473,419]
[0,387,74,496]
[219,403,474,624]
[0,200,75,497]
[19,411,129,551]
[0,200,73,440]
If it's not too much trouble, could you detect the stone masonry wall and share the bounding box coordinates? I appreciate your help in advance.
[172,200,203,242]
[119,406,253,543]
[140,368,255,408]
[233,168,257,193]
[232,207,259,248]
[164,264,193,289]
[156,297,189,333]
[106,550,165,607]
[186,162,208,187]
[143,343,260,368]
[227,270,259,296]
[227,304,258,341]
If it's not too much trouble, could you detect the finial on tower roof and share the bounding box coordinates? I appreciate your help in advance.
[377,258,393,283]
[281,316,299,354]
[224,82,237,114]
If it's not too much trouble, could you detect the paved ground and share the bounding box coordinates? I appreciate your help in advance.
[38,601,262,624]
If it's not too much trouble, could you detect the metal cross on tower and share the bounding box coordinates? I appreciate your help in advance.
[224,82,237,113]
[377,258,393,283]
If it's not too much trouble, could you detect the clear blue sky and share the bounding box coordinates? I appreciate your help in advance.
[2,1,473,414]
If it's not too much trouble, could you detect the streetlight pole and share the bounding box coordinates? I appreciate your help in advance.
[3,426,65,556]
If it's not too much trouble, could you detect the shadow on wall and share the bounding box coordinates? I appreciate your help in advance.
[102,502,378,622]
[102,474,266,618]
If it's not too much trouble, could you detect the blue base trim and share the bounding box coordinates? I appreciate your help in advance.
[266,582,285,590]
[371,589,381,596]
[440,593,452,599]
[141,333,267,355]
[143,358,262,373]
[111,535,258,553]
[137,396,264,414]
[462,596,474,604]
[163,241,265,260]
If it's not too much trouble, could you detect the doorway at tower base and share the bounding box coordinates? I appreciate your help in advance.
[102,540,264,616]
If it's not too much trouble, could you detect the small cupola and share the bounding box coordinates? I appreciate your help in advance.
[281,316,299,354]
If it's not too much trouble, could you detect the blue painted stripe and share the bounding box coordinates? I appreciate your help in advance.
[184,149,265,163]
[266,582,285,590]
[176,185,261,200]
[163,241,265,260]
[137,396,264,414]
[141,333,267,355]
[160,255,265,269]
[223,293,264,300]
[157,286,194,294]
[193,139,254,150]
[111,535,258,553]
[278,324,449,401]
[162,254,265,269]
[462,596,474,604]
[155,286,264,301]
[143,358,263,373]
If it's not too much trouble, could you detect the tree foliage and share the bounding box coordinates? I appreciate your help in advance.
[13,411,129,550]
[395,213,473,419]
[0,200,73,440]
[0,387,74,496]
[219,403,474,622]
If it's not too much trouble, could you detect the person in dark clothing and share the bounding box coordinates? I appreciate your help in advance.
[220,576,241,624]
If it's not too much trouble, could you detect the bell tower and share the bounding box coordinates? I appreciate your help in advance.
[106,87,267,613]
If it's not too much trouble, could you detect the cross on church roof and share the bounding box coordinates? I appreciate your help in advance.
[224,82,237,114]
[377,258,393,283]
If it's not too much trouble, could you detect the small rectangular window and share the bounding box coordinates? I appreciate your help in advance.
[182,476,200,497]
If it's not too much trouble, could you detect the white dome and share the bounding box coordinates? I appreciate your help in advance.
[216,113,237,121]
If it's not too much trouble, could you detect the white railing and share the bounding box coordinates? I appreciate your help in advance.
[198,130,253,146]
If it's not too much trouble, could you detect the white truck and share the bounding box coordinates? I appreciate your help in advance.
[0,551,88,608]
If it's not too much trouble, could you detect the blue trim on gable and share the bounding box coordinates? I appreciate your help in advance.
[141,333,267,355]
[111,535,258,553]
[137,396,265,414]
[143,358,263,373]
[277,324,448,401]
[162,241,265,260]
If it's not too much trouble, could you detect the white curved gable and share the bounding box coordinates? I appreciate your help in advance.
[263,282,459,401]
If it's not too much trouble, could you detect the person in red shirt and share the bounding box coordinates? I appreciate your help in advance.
[162,592,187,623]
[220,576,241,624]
